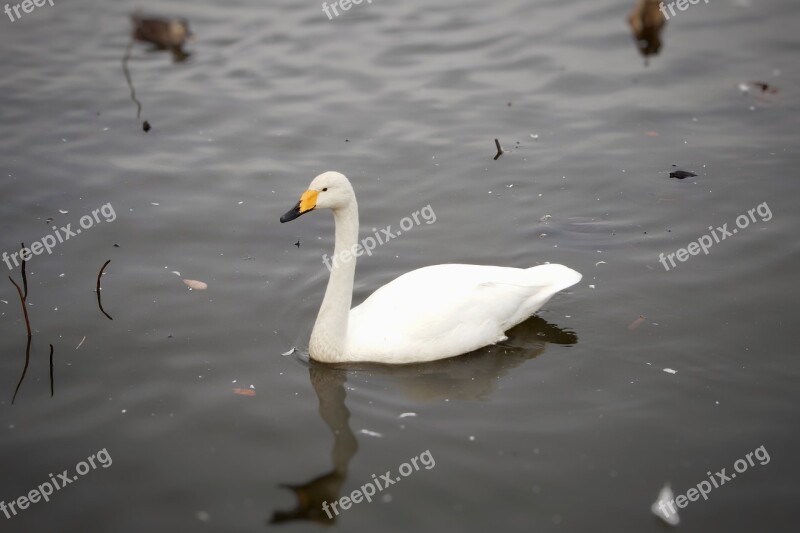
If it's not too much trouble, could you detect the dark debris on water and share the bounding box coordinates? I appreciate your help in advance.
[669,170,697,180]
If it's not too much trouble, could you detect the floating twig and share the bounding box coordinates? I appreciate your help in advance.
[49,344,54,397]
[493,138,504,160]
[11,336,31,405]
[96,260,113,320]
[9,248,57,403]
[8,276,31,337]
[9,248,32,404]
[20,243,28,300]
[121,39,143,120]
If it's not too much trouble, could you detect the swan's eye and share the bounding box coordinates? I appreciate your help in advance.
[322,188,328,192]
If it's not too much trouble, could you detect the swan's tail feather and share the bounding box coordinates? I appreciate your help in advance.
[525,264,582,294]
[500,264,581,329]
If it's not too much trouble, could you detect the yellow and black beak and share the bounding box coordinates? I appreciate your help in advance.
[280,190,318,223]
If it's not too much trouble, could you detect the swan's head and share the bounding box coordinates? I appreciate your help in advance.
[280,171,354,223]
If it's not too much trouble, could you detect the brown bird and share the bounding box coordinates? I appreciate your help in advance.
[130,12,193,61]
[627,0,666,59]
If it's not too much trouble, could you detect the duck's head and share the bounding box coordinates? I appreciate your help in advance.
[280,171,354,223]
[169,19,193,46]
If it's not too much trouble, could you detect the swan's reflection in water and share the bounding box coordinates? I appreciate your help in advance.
[270,364,357,525]
[270,316,577,525]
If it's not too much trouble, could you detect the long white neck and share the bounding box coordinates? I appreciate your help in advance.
[309,200,359,362]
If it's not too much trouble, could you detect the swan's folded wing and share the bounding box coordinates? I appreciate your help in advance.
[346,264,574,363]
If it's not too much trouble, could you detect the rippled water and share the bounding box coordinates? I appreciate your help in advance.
[1,0,799,531]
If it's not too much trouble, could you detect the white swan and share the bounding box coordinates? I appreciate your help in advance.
[280,171,582,364]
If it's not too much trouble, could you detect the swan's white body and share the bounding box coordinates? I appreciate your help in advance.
[346,263,581,363]
[281,172,581,364]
